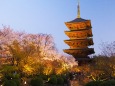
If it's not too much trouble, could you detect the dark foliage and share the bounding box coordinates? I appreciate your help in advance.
[100,80,115,86]
[57,77,64,85]
[13,79,21,86]
[85,81,102,86]
[49,75,57,85]
[3,80,17,86]
[39,74,48,80]
[30,77,43,86]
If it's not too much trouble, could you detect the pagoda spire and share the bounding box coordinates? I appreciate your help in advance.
[77,0,80,18]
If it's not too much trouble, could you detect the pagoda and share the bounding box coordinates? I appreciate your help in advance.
[63,2,95,65]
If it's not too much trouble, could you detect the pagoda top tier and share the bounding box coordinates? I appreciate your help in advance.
[66,18,89,23]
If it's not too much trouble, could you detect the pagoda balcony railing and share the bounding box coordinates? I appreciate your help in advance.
[67,26,92,31]
[63,48,95,56]
[64,38,94,48]
[65,29,93,39]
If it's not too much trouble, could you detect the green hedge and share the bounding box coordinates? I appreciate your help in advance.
[13,79,20,86]
[57,77,64,85]
[49,75,57,85]
[85,81,102,86]
[3,80,17,86]
[3,79,20,86]
[85,80,115,86]
[61,74,68,84]
[4,73,20,80]
[39,74,48,80]
[100,80,115,86]
[4,73,14,80]
[30,77,43,86]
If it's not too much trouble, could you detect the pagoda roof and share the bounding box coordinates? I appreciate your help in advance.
[66,18,89,23]
[64,38,92,41]
[63,48,95,55]
[65,28,91,32]
[64,48,94,50]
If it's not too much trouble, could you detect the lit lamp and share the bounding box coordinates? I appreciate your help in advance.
[24,81,26,85]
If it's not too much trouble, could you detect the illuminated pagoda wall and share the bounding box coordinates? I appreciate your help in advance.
[63,2,95,65]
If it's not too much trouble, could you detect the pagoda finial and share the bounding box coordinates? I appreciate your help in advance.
[77,0,80,18]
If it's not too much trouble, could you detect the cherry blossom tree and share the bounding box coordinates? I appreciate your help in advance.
[0,26,77,76]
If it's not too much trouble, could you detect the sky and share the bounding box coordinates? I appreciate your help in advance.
[0,0,115,55]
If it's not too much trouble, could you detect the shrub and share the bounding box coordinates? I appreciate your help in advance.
[61,74,68,84]
[3,80,17,86]
[30,77,43,86]
[13,79,21,86]
[57,77,64,85]
[85,81,102,86]
[4,73,20,80]
[13,74,20,79]
[49,75,57,85]
[39,74,48,80]
[100,80,115,86]
[4,73,14,80]
[69,73,74,80]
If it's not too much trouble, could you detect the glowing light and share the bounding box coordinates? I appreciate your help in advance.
[24,81,26,84]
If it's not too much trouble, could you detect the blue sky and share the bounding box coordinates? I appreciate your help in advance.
[0,0,115,55]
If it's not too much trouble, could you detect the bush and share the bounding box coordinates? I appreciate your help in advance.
[4,73,14,80]
[85,81,102,86]
[57,77,64,85]
[4,73,20,80]
[30,77,43,86]
[39,74,48,80]
[100,80,115,86]
[13,74,20,79]
[13,79,21,86]
[3,80,17,86]
[61,74,68,84]
[49,75,57,85]
[69,73,74,80]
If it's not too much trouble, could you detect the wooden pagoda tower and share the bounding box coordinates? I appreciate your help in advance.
[63,2,95,65]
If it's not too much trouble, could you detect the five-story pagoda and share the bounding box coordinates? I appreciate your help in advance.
[63,2,95,65]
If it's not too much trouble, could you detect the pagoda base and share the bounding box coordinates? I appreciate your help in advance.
[77,57,91,66]
[74,56,91,66]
